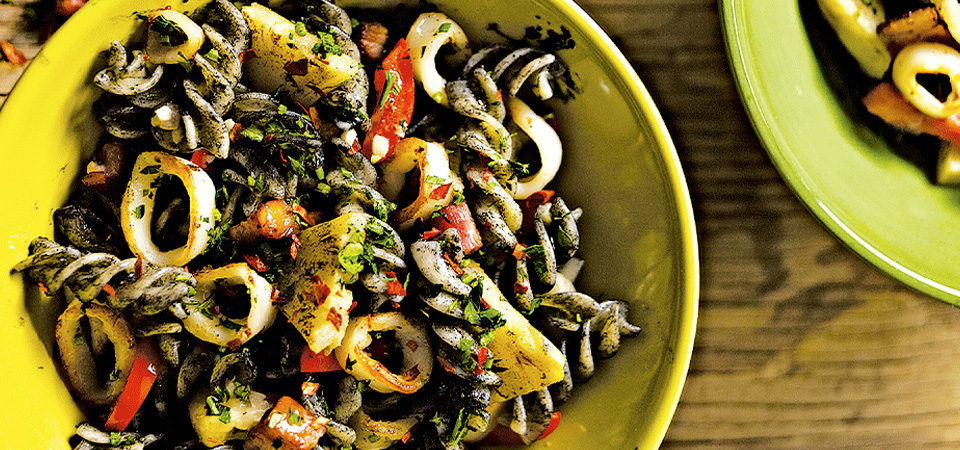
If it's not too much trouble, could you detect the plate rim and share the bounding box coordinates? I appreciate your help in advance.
[719,0,960,306]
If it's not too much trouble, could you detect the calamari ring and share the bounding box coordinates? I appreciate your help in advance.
[145,9,205,65]
[406,12,468,106]
[379,137,457,231]
[892,42,960,119]
[507,96,562,199]
[120,151,215,267]
[55,300,137,406]
[335,311,433,394]
[181,263,277,348]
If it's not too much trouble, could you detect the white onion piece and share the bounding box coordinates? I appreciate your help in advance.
[181,263,277,347]
[334,311,433,394]
[406,12,468,106]
[507,96,562,200]
[120,151,215,266]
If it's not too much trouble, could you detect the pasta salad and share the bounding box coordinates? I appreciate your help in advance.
[13,1,641,449]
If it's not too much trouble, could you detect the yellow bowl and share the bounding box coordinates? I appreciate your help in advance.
[0,0,698,448]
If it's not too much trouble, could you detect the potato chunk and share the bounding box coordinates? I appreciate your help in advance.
[241,3,360,106]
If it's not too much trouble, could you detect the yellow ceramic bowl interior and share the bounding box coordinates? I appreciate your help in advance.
[0,0,698,448]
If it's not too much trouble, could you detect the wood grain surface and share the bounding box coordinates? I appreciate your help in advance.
[5,0,960,449]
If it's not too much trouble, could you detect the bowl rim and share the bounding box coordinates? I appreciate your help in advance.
[552,1,698,446]
[0,0,699,448]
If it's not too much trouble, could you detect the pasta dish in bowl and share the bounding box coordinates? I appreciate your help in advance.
[0,0,698,448]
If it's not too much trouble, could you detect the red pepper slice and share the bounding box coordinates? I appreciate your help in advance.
[300,347,344,373]
[103,339,161,431]
[361,38,415,163]
[424,202,484,254]
[519,189,555,232]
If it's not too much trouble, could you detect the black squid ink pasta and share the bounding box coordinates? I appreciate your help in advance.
[13,1,642,449]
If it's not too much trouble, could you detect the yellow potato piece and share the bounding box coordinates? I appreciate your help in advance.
[464,261,566,402]
[241,3,359,106]
[279,212,372,354]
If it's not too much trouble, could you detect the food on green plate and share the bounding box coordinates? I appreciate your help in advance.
[816,0,960,182]
[13,1,642,448]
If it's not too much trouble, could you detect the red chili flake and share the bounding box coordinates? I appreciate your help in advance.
[244,253,270,272]
[102,284,116,299]
[327,309,343,330]
[81,171,107,188]
[228,123,243,142]
[347,300,358,313]
[429,182,453,201]
[436,356,457,374]
[190,148,214,169]
[301,381,321,396]
[405,339,419,352]
[310,275,331,306]
[134,256,144,279]
[307,106,322,131]
[495,89,502,101]
[384,271,406,296]
[474,347,490,375]
[401,429,414,444]
[442,253,464,276]
[422,228,442,240]
[284,58,309,76]
[289,235,302,260]
[512,243,528,260]
[271,287,281,301]
[291,204,318,226]
[404,364,420,380]
[239,48,257,64]
[513,283,529,294]
[37,282,49,295]
[350,137,363,155]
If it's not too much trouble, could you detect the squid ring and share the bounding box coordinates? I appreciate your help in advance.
[120,151,215,267]
[145,9,205,65]
[181,263,277,348]
[407,12,468,106]
[55,300,137,406]
[335,311,433,394]
[348,408,419,450]
[379,137,458,231]
[892,42,960,119]
[507,96,562,199]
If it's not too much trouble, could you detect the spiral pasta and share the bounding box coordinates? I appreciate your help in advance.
[16,4,648,450]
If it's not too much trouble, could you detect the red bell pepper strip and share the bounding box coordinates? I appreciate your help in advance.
[103,339,161,431]
[423,202,483,254]
[863,82,960,146]
[519,189,555,232]
[300,347,344,373]
[362,38,415,163]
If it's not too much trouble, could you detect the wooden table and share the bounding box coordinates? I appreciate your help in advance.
[6,0,960,448]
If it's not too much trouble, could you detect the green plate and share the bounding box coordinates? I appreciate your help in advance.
[0,0,698,448]
[722,0,960,305]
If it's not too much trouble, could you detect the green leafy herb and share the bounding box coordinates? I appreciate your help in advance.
[134,204,145,220]
[438,22,452,33]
